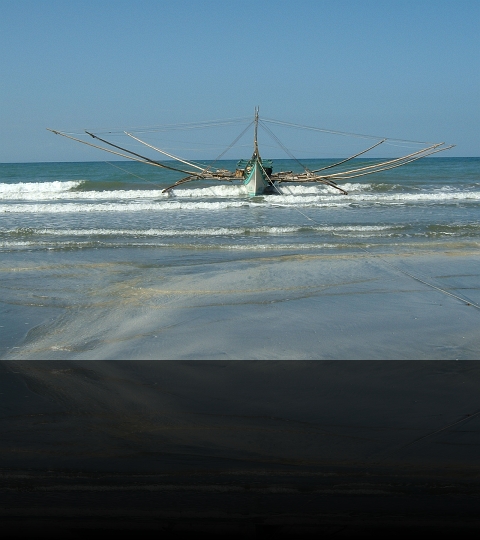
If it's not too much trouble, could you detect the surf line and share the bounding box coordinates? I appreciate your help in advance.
[265,169,480,311]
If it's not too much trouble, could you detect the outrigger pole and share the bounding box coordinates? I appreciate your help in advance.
[310,139,387,173]
[84,131,202,176]
[322,143,453,179]
[124,132,206,172]
[46,129,202,177]
[273,143,454,187]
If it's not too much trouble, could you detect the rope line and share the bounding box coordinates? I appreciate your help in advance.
[261,117,434,145]
[62,117,252,136]
[104,161,165,190]
[267,182,480,310]
[357,245,480,309]
[61,114,441,146]
[259,120,310,172]
[387,409,480,455]
[363,408,480,472]
[258,161,319,225]
[202,121,254,175]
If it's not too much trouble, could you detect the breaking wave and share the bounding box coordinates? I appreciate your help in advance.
[1,180,480,214]
[0,181,82,200]
[2,224,395,238]
[0,181,358,201]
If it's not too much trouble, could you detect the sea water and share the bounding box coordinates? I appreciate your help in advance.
[1,158,479,359]
[1,158,479,253]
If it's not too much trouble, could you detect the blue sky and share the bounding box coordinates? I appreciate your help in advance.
[1,0,479,161]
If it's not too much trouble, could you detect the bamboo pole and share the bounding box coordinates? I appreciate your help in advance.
[318,144,455,180]
[277,175,348,194]
[85,132,201,176]
[276,144,453,188]
[161,176,199,193]
[47,129,157,165]
[310,139,387,173]
[324,143,443,178]
[124,132,206,172]
[284,145,454,183]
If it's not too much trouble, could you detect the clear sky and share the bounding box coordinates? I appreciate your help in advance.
[1,0,479,162]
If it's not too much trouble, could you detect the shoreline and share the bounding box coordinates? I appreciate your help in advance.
[1,248,479,360]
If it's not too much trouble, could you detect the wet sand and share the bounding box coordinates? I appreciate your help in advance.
[1,360,480,537]
[2,249,479,360]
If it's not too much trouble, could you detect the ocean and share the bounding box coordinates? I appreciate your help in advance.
[1,157,479,359]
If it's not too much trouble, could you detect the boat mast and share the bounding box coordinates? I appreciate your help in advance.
[253,106,259,159]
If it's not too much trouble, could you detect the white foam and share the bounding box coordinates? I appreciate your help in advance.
[0,239,343,252]
[173,185,248,197]
[173,183,370,197]
[0,181,82,200]
[4,224,394,237]
[276,183,370,195]
[0,200,250,213]
[0,241,34,247]
[267,190,480,207]
[217,243,338,251]
[358,192,480,202]
[0,198,354,213]
[0,180,371,201]
[2,179,480,211]
[0,184,171,202]
[0,181,246,201]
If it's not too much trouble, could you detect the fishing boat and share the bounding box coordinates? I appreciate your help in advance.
[48,108,454,196]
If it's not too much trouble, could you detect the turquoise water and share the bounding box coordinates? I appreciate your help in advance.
[1,158,479,253]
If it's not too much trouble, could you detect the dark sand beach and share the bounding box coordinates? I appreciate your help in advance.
[1,360,479,538]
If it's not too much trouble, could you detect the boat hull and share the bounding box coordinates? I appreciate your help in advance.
[243,160,270,196]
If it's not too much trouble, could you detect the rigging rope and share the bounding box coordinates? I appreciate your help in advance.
[259,120,310,172]
[104,161,166,191]
[62,117,252,136]
[201,121,254,174]
[356,245,480,310]
[258,160,320,226]
[261,117,434,145]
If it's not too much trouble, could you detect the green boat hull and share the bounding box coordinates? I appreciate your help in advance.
[243,159,271,196]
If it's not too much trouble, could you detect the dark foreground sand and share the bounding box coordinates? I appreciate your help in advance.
[1,360,480,538]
